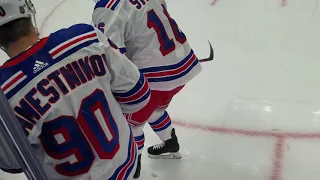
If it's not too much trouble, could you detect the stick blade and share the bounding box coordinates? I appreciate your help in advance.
[199,41,214,63]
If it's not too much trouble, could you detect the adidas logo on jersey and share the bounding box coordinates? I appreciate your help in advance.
[33,60,48,73]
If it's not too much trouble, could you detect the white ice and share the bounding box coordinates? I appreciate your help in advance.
[1,0,320,179]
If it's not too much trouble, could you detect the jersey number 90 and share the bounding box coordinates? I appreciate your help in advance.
[40,89,119,176]
[147,4,187,56]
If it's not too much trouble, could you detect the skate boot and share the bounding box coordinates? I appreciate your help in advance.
[133,154,141,179]
[147,128,181,159]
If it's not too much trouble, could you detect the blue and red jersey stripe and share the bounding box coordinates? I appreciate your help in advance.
[113,73,150,105]
[140,50,199,82]
[94,0,121,11]
[109,132,137,180]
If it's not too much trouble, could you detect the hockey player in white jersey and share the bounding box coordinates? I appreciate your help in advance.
[0,0,151,179]
[92,0,202,178]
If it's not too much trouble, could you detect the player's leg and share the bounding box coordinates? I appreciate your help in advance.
[125,93,159,179]
[132,125,145,156]
[127,86,183,167]
[130,125,145,179]
[147,109,181,159]
[146,86,184,159]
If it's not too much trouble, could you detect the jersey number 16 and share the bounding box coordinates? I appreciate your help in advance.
[147,4,187,56]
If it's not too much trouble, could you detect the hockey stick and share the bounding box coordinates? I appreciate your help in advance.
[199,41,214,63]
[0,90,48,180]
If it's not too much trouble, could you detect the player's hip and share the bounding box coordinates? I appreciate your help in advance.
[125,85,185,126]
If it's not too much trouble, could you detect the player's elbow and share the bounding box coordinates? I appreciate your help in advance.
[116,87,150,114]
[113,73,151,112]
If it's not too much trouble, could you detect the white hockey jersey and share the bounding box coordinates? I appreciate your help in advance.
[0,24,150,180]
[92,0,202,91]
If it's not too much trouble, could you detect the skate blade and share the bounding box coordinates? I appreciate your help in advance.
[148,152,182,159]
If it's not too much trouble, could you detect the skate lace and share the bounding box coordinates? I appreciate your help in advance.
[153,142,165,150]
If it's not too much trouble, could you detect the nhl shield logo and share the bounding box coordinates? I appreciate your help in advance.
[0,6,5,17]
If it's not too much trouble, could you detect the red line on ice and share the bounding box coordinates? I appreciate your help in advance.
[270,138,284,180]
[172,120,320,180]
[172,120,320,139]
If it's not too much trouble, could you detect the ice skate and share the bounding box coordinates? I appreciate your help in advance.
[147,128,181,159]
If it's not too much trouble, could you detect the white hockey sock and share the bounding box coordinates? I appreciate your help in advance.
[148,110,173,142]
[131,125,145,155]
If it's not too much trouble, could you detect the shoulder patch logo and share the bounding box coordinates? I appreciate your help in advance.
[33,60,48,73]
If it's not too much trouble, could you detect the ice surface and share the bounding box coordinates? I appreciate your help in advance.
[1,0,320,179]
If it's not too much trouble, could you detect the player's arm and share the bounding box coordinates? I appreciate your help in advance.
[158,0,167,8]
[95,28,150,113]
[92,1,129,54]
[0,131,23,174]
